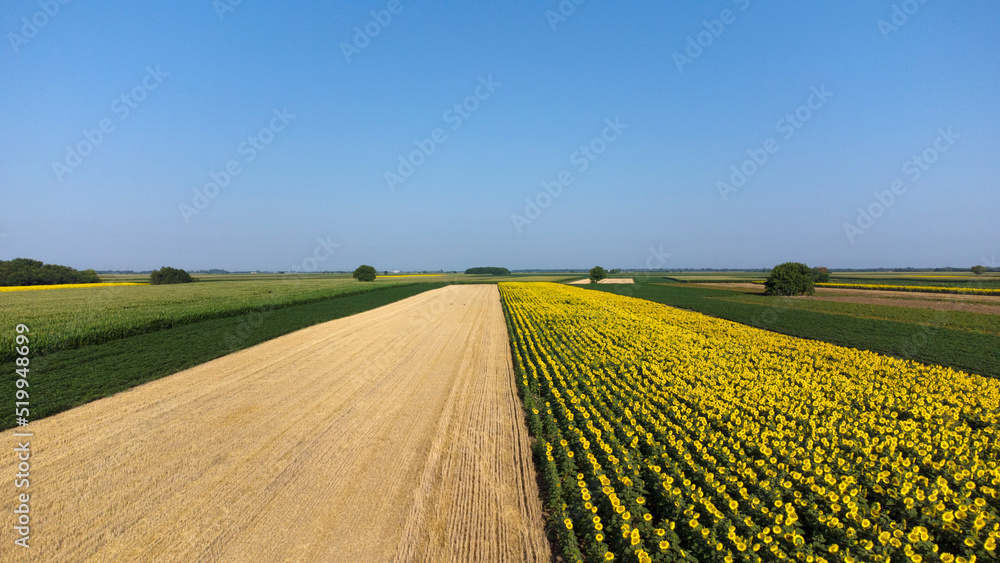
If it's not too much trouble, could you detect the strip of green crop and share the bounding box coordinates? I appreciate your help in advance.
[702,293,1000,337]
[584,282,1000,379]
[1,283,445,430]
[0,279,408,362]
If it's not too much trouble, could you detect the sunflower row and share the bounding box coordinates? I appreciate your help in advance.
[500,282,999,563]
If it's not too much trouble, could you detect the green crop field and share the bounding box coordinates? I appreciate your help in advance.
[1,272,580,362]
[638,271,768,283]
[701,288,1000,336]
[0,276,398,361]
[0,283,447,430]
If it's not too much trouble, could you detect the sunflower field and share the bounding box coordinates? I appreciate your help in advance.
[499,282,999,563]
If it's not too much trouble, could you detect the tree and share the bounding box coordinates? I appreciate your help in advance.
[972,265,987,276]
[0,258,100,286]
[465,267,511,275]
[353,264,377,282]
[811,266,831,283]
[609,269,621,275]
[764,262,815,296]
[149,266,193,285]
[589,266,607,283]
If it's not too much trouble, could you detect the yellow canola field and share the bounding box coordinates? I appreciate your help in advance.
[500,282,999,563]
[0,282,148,292]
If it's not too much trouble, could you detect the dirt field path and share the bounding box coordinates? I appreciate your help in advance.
[0,285,550,562]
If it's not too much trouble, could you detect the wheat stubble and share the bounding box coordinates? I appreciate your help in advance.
[0,285,549,562]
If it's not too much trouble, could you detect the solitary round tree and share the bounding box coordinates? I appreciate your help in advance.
[764,262,815,296]
[149,266,193,285]
[972,265,987,276]
[352,264,377,282]
[589,266,607,284]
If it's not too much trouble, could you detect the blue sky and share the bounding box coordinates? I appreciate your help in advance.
[1,1,998,271]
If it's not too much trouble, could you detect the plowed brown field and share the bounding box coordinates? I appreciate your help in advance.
[1,285,550,562]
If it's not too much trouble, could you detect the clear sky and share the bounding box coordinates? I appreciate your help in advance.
[2,1,998,272]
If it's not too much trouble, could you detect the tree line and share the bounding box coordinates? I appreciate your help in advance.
[465,267,510,275]
[0,258,100,286]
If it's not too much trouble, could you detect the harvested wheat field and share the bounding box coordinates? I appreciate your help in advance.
[0,285,550,562]
[567,277,634,284]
